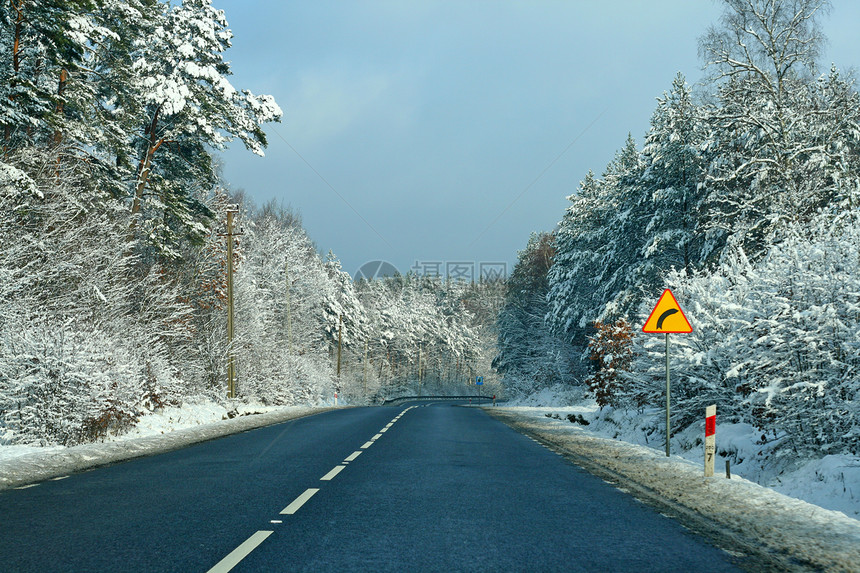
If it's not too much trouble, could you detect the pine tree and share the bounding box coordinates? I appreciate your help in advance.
[641,73,711,273]
[495,232,573,394]
[548,135,648,344]
[126,0,282,257]
[0,0,98,147]
[547,170,611,343]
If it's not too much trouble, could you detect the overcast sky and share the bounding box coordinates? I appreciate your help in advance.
[213,0,860,280]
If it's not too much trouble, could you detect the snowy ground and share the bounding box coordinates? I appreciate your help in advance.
[5,394,859,569]
[0,400,335,490]
[504,386,860,520]
[488,390,860,571]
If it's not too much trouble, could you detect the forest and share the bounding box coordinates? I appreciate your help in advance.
[3,0,858,461]
[0,0,499,447]
[495,0,860,457]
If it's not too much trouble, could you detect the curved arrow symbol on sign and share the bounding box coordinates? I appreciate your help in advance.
[656,308,679,330]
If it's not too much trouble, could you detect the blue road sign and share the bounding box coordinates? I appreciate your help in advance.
[476,376,483,385]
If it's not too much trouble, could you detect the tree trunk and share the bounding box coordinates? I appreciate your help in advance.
[5,1,24,143]
[131,106,163,219]
[52,69,68,146]
[11,1,22,75]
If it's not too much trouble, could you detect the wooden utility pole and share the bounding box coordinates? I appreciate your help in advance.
[417,343,422,396]
[226,205,238,399]
[285,262,292,356]
[336,314,343,379]
[363,340,368,397]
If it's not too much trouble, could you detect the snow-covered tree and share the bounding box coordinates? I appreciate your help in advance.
[126,0,282,257]
[547,170,614,343]
[548,135,649,344]
[0,1,288,444]
[0,0,98,146]
[495,232,575,395]
[697,0,842,259]
[0,150,194,444]
[622,209,860,455]
[641,73,712,272]
[230,202,338,404]
[353,274,491,399]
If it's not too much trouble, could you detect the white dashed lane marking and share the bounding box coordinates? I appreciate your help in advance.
[208,407,415,571]
[207,530,273,573]
[281,488,320,515]
[320,465,346,481]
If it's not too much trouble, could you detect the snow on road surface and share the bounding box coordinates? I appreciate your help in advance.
[488,406,860,573]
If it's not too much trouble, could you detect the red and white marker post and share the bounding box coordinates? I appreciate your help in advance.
[704,405,716,477]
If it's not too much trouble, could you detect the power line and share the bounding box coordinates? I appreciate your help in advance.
[269,126,393,249]
[467,106,609,249]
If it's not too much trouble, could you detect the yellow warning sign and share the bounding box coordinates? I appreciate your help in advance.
[642,289,692,334]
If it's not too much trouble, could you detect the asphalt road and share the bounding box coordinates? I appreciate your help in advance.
[0,402,744,572]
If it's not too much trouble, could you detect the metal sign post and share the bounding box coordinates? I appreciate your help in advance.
[665,333,670,457]
[642,289,693,457]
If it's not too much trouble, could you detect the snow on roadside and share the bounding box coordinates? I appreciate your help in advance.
[503,387,860,520]
[488,406,860,572]
[0,400,335,490]
[117,400,282,440]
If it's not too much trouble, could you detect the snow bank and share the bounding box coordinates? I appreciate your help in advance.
[503,400,860,520]
[488,407,860,572]
[503,383,589,407]
[0,402,334,490]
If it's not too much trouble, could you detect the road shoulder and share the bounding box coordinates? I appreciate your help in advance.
[485,407,860,573]
[0,406,337,490]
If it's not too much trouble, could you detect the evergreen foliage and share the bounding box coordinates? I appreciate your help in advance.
[0,2,498,446]
[499,0,860,456]
[495,232,576,395]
